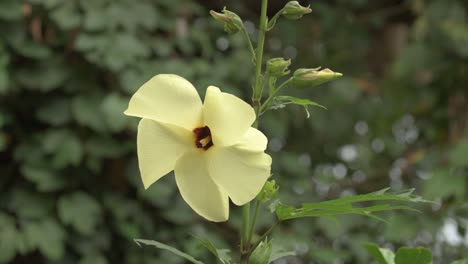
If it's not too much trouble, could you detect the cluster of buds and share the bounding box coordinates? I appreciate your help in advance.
[210,3,341,90]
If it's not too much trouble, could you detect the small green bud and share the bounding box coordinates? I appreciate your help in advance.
[266,58,291,77]
[282,1,312,20]
[250,239,272,264]
[257,180,279,203]
[292,67,343,88]
[209,8,243,34]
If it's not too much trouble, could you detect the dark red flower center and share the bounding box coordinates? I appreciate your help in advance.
[193,126,213,150]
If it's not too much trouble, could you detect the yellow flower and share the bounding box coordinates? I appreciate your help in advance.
[124,74,272,222]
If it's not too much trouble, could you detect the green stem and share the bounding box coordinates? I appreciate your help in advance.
[241,1,269,263]
[252,0,269,117]
[240,203,250,257]
[247,200,261,245]
[259,77,292,113]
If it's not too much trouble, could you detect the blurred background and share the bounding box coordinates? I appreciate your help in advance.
[0,0,467,263]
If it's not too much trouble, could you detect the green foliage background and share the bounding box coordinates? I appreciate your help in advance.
[0,0,467,263]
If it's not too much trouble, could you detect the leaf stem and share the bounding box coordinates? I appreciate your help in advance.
[241,26,256,65]
[259,77,293,113]
[266,8,285,30]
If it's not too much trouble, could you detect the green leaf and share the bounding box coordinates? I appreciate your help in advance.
[27,0,61,9]
[275,188,426,221]
[364,243,395,264]
[42,129,83,169]
[20,164,66,191]
[423,168,466,200]
[0,70,8,94]
[15,58,70,92]
[0,47,9,94]
[74,33,102,51]
[0,0,22,21]
[134,239,205,264]
[23,219,66,260]
[76,32,151,71]
[383,215,420,242]
[9,189,54,219]
[58,192,101,235]
[0,213,18,263]
[394,247,432,264]
[72,95,107,133]
[50,2,82,30]
[100,93,129,132]
[103,34,150,71]
[82,9,107,30]
[12,40,52,59]
[85,137,130,159]
[442,21,468,58]
[79,253,108,264]
[448,139,468,167]
[197,238,232,264]
[272,96,326,118]
[0,133,6,152]
[392,43,437,80]
[36,99,72,126]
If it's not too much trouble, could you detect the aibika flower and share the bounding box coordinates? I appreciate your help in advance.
[124,74,272,222]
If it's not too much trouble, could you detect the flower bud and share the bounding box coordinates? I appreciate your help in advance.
[292,67,343,88]
[266,58,291,77]
[209,8,243,34]
[282,1,312,20]
[257,180,279,203]
[250,240,272,264]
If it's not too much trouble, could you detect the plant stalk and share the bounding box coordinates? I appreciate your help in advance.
[247,200,261,245]
[251,0,269,119]
[241,0,269,263]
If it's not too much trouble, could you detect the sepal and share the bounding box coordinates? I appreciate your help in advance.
[210,8,243,34]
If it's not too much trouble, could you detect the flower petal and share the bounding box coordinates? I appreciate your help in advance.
[207,146,272,205]
[175,151,229,222]
[125,74,203,129]
[232,127,268,152]
[137,119,192,189]
[203,86,256,146]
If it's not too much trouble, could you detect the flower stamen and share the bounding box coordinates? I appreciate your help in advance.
[193,126,214,150]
